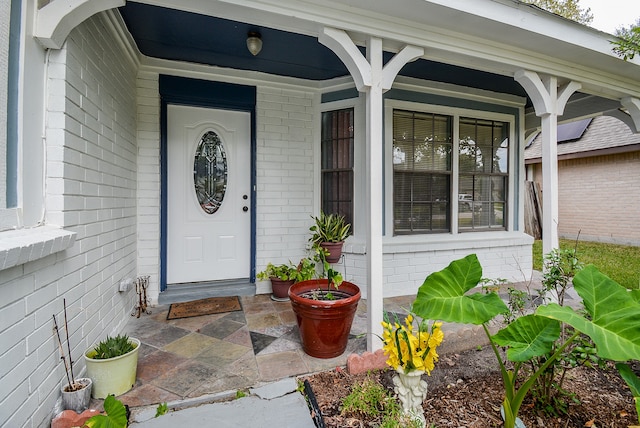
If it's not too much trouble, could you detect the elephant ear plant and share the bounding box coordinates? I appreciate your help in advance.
[411,254,640,428]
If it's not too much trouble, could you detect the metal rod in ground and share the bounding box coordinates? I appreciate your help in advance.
[303,379,326,428]
[63,298,75,384]
[52,314,73,388]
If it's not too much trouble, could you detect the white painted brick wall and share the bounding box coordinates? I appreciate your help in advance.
[255,86,316,292]
[0,14,138,428]
[343,233,533,299]
[135,72,161,302]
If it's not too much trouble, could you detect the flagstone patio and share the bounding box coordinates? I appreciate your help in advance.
[116,294,416,409]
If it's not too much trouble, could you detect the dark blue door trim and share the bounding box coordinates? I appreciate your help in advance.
[159,75,257,292]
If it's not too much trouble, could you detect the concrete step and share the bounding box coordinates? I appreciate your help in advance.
[158,279,255,305]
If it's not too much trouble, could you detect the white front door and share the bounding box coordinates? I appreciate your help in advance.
[167,105,251,284]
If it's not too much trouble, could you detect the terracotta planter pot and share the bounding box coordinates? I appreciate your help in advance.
[319,241,344,263]
[270,277,295,301]
[289,279,361,358]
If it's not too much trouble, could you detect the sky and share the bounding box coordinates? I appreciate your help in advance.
[579,0,640,33]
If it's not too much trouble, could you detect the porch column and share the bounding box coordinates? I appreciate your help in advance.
[514,70,581,255]
[319,27,422,352]
[621,97,640,133]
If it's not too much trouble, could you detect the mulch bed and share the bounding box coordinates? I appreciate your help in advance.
[302,347,638,427]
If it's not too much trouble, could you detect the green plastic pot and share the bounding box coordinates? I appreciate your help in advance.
[84,337,140,398]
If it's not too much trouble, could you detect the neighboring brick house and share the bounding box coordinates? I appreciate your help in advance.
[525,115,640,246]
[2,1,640,426]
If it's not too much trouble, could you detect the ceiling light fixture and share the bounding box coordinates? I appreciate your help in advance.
[246,32,262,56]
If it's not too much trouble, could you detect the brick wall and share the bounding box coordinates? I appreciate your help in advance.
[558,151,640,245]
[0,14,138,427]
[255,86,316,292]
[529,151,640,246]
[136,72,161,300]
[344,234,533,298]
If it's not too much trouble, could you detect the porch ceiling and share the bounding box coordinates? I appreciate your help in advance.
[118,1,636,128]
[118,3,527,98]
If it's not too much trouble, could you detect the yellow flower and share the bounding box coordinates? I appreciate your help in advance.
[428,327,444,349]
[405,314,414,333]
[423,353,435,375]
[380,315,445,375]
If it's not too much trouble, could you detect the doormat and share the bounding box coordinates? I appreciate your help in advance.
[166,296,241,320]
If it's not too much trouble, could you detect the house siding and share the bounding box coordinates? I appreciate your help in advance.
[0,14,138,428]
[558,151,640,245]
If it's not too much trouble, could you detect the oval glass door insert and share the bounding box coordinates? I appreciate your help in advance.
[194,131,227,214]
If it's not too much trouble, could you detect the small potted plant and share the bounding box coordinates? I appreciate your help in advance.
[84,334,140,399]
[54,300,93,412]
[309,212,351,263]
[257,258,316,301]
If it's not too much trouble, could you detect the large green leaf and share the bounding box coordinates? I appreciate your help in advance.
[536,265,640,361]
[412,254,508,324]
[616,363,640,424]
[84,395,128,428]
[492,315,561,362]
[617,363,640,397]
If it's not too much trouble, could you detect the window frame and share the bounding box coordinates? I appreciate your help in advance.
[384,100,515,237]
[457,117,510,232]
[318,97,364,238]
[0,0,74,272]
[392,109,453,234]
[320,107,355,228]
[0,0,20,231]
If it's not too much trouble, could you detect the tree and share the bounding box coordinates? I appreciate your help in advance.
[522,0,593,25]
[613,19,640,60]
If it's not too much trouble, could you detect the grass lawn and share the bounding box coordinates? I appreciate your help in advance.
[532,239,640,290]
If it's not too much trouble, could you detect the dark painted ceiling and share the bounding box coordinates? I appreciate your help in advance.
[119,3,528,100]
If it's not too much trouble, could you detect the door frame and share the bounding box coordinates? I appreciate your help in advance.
[159,75,257,291]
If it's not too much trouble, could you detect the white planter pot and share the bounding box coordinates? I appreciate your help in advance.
[393,369,428,428]
[84,337,140,399]
[61,377,92,412]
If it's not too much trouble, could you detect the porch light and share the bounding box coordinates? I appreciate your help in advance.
[246,32,262,56]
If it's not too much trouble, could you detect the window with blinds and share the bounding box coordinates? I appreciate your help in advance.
[321,108,354,229]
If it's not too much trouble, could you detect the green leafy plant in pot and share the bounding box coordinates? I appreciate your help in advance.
[85,334,140,399]
[257,258,317,301]
[288,239,360,359]
[309,212,351,263]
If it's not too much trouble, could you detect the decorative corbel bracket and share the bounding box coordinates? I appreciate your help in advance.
[35,0,125,49]
[620,97,640,133]
[319,27,372,91]
[319,27,423,92]
[514,70,581,116]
